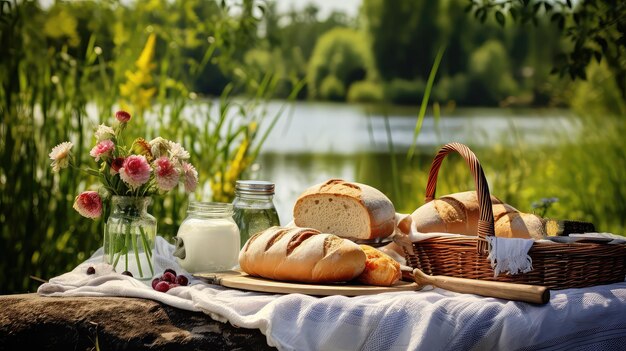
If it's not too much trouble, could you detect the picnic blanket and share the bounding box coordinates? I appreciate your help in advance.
[38,236,626,351]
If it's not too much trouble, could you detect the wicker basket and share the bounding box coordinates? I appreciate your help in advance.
[404,142,626,290]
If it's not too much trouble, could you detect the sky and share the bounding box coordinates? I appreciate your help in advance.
[37,0,362,18]
[274,0,361,18]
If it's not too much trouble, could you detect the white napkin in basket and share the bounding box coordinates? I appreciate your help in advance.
[486,236,534,277]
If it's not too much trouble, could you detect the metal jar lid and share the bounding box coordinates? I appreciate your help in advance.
[235,180,275,195]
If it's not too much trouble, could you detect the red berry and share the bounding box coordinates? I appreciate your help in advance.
[86,267,96,275]
[169,283,180,289]
[121,271,133,277]
[175,275,189,286]
[162,272,176,283]
[164,268,177,276]
[155,281,170,293]
[151,278,160,289]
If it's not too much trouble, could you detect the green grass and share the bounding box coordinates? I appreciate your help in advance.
[376,113,626,236]
[1,0,624,296]
[0,1,291,294]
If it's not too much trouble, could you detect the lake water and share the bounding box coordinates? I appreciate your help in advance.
[239,101,577,224]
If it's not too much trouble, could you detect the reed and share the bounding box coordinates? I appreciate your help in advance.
[385,114,626,236]
[0,1,290,293]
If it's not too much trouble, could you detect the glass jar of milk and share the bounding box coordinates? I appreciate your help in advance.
[173,202,240,273]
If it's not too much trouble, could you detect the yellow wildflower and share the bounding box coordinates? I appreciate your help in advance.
[119,33,157,116]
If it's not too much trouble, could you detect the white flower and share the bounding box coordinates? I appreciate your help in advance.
[49,141,73,172]
[149,137,169,158]
[94,124,115,142]
[167,140,190,160]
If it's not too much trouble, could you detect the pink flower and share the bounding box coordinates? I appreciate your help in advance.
[154,157,179,191]
[115,110,131,123]
[119,155,151,189]
[110,157,125,175]
[49,141,73,172]
[181,161,198,192]
[73,191,102,219]
[89,140,115,162]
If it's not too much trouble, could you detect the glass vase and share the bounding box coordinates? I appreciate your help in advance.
[103,196,156,280]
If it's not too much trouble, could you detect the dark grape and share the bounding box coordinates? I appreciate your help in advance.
[86,266,96,275]
[162,272,176,283]
[164,268,177,276]
[121,271,133,277]
[175,275,189,286]
[151,278,160,289]
[155,281,170,293]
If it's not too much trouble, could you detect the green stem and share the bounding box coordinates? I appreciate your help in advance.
[139,227,152,260]
[124,222,130,271]
[139,226,154,276]
[107,224,113,264]
[112,222,124,268]
[132,224,144,277]
[113,251,121,268]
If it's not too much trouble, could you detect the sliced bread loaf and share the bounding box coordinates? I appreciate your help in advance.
[293,179,396,240]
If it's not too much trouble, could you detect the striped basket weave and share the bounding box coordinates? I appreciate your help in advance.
[403,142,626,290]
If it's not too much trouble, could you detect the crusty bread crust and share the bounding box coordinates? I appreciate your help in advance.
[356,245,401,286]
[495,212,545,240]
[239,226,366,283]
[411,191,544,239]
[293,179,396,240]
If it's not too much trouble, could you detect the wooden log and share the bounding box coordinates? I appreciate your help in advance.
[0,294,275,350]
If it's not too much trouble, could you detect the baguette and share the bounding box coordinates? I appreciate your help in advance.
[293,179,396,240]
[239,226,366,283]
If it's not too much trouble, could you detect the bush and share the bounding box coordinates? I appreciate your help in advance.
[307,28,377,99]
[467,40,518,105]
[319,75,346,101]
[242,48,298,98]
[347,81,384,103]
[433,74,469,104]
[384,79,426,105]
[570,61,626,117]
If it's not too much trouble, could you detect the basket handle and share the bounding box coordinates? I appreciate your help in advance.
[424,143,495,248]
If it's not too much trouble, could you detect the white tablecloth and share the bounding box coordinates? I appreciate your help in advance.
[38,236,626,351]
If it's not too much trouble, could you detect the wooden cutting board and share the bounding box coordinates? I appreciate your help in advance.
[193,270,418,296]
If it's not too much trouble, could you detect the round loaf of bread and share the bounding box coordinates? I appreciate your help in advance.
[411,191,504,235]
[293,179,396,240]
[410,191,545,239]
[239,226,366,283]
[494,212,545,240]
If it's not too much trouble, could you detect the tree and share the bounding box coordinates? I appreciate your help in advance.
[469,0,626,100]
[468,40,518,105]
[361,0,442,80]
[307,28,376,98]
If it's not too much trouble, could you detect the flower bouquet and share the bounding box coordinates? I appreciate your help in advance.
[49,110,198,279]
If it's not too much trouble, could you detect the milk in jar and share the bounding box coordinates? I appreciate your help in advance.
[173,202,240,273]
